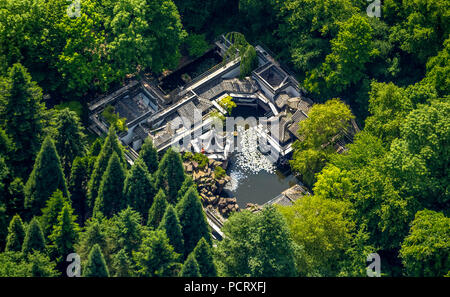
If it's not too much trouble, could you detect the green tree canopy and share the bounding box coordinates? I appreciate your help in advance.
[83,243,110,277]
[5,214,25,252]
[22,217,46,254]
[88,127,126,213]
[48,203,80,264]
[193,237,217,277]
[216,206,297,277]
[53,108,86,176]
[156,148,186,204]
[40,190,68,239]
[400,210,450,277]
[133,230,179,277]
[290,98,354,186]
[180,253,200,277]
[25,136,69,217]
[278,195,355,276]
[94,152,126,218]
[139,137,159,174]
[0,63,45,178]
[147,189,168,229]
[176,187,211,258]
[69,156,91,224]
[158,205,184,255]
[123,159,156,222]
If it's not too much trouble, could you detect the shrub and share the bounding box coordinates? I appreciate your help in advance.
[214,166,226,180]
[193,153,208,169]
[101,105,127,132]
[218,96,236,115]
[185,34,210,58]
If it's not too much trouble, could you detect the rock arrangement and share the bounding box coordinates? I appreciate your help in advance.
[246,203,263,213]
[184,158,239,217]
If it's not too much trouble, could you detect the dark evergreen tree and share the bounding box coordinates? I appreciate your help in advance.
[177,175,195,202]
[83,244,109,277]
[0,131,11,213]
[180,253,201,277]
[5,214,25,252]
[76,218,109,269]
[139,137,159,174]
[123,159,156,222]
[155,148,185,204]
[6,178,25,218]
[49,203,80,266]
[24,136,69,217]
[0,63,45,178]
[69,156,90,224]
[176,187,212,257]
[53,108,86,176]
[108,207,143,256]
[112,249,132,277]
[0,203,7,250]
[22,217,45,254]
[193,237,217,277]
[0,127,12,157]
[158,205,184,255]
[93,152,126,218]
[88,127,126,212]
[89,138,103,157]
[40,190,67,239]
[147,189,168,229]
[28,251,60,277]
[0,156,9,208]
[133,230,179,277]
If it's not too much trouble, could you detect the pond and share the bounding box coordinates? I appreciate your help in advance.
[222,122,300,208]
[224,155,300,207]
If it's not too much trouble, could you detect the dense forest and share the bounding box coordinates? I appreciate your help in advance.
[0,0,448,277]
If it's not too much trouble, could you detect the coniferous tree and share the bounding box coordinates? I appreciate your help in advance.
[0,63,45,178]
[0,156,9,209]
[49,203,80,266]
[94,152,126,218]
[83,244,109,277]
[0,130,11,213]
[28,251,60,277]
[40,190,67,239]
[0,203,7,250]
[89,138,103,157]
[139,137,158,174]
[5,214,25,252]
[133,230,179,277]
[25,137,69,217]
[76,218,109,269]
[193,237,217,277]
[108,207,144,256]
[176,187,212,257]
[180,253,201,277]
[155,148,185,204]
[53,108,86,176]
[69,156,90,224]
[22,217,45,254]
[112,249,132,277]
[123,159,156,222]
[6,178,25,218]
[0,127,12,157]
[88,127,126,212]
[158,205,184,255]
[147,189,168,229]
[177,175,195,202]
